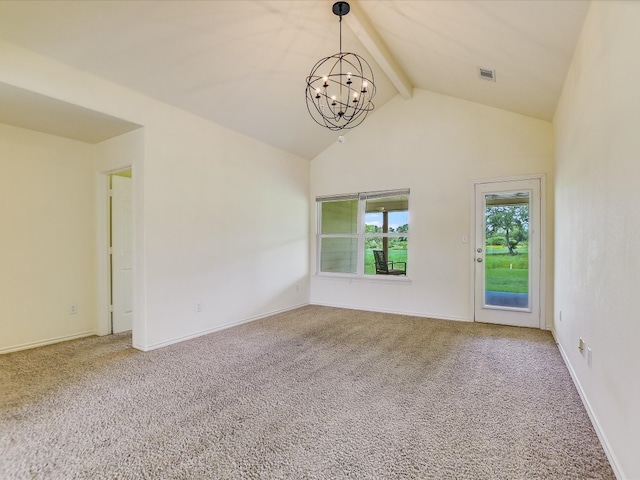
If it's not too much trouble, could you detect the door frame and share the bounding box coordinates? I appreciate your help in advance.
[469,174,547,329]
[97,166,133,336]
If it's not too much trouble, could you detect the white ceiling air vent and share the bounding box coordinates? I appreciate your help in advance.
[478,67,496,82]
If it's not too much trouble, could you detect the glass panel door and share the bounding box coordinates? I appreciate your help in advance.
[474,178,541,328]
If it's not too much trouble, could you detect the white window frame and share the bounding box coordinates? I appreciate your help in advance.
[316,189,409,278]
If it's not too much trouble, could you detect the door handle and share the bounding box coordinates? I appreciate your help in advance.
[476,258,483,263]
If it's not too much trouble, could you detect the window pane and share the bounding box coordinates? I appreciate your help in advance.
[388,210,409,234]
[484,192,530,308]
[364,237,407,276]
[321,200,358,234]
[364,194,409,276]
[364,195,409,233]
[320,237,357,274]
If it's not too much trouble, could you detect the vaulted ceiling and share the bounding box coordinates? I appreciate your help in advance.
[0,0,590,159]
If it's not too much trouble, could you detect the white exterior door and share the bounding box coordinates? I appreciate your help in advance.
[111,175,133,333]
[474,178,542,328]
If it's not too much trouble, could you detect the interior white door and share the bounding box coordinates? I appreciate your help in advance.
[474,178,541,328]
[111,175,133,333]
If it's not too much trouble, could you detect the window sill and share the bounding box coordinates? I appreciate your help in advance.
[314,273,412,285]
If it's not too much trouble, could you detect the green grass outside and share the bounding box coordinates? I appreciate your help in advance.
[365,249,407,275]
[361,248,527,291]
[485,252,528,293]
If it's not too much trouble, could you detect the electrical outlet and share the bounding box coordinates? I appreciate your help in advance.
[70,304,78,315]
[587,348,592,367]
[578,337,585,353]
[195,303,203,313]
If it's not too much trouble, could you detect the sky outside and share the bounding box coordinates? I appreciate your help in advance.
[365,211,408,230]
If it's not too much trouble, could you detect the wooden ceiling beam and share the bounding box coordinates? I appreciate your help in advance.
[344,1,413,99]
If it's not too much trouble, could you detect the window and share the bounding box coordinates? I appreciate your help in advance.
[317,189,409,276]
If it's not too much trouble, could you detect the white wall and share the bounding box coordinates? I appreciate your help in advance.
[311,88,554,323]
[553,2,640,478]
[0,123,97,352]
[142,120,309,349]
[0,40,310,352]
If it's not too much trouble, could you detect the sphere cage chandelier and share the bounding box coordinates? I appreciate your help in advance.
[305,1,376,131]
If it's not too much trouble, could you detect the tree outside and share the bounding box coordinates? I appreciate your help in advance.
[485,204,529,294]
[485,205,529,255]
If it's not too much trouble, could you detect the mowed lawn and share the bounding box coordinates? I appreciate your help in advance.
[363,248,526,290]
[485,248,528,293]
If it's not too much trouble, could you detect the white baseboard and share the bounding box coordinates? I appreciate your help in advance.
[139,303,310,352]
[310,301,471,323]
[0,331,97,355]
[553,334,624,480]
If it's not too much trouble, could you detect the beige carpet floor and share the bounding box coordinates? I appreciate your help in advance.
[0,305,614,479]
